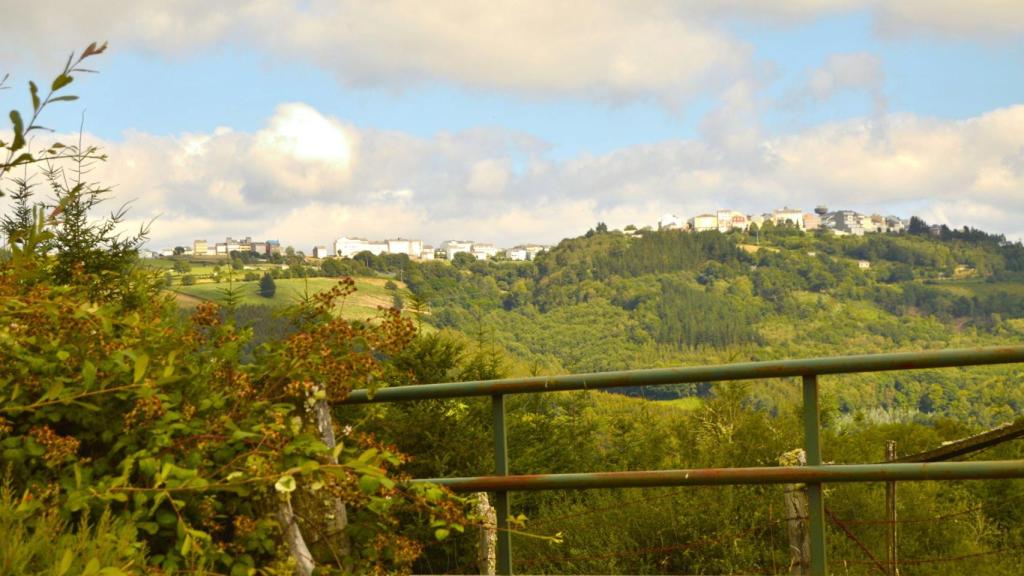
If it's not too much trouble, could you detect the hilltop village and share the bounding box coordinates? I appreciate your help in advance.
[144,205,937,262]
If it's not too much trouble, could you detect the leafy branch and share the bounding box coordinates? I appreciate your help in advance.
[0,41,107,189]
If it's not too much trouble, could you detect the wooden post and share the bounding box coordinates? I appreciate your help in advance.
[885,441,899,576]
[780,449,811,575]
[310,387,350,555]
[476,492,497,575]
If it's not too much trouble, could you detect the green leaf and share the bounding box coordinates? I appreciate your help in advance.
[51,74,73,91]
[29,81,40,112]
[274,475,296,493]
[133,353,149,384]
[56,550,73,576]
[181,533,193,556]
[82,558,100,576]
[358,475,380,494]
[49,95,79,103]
[434,528,450,541]
[9,110,25,152]
[44,382,64,400]
[82,360,97,388]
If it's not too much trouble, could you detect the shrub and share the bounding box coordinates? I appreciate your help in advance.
[259,272,276,298]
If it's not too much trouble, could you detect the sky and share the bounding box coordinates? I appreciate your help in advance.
[2,1,1023,250]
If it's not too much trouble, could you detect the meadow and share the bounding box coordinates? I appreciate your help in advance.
[172,276,411,320]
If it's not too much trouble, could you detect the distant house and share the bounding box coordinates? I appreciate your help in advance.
[312,245,330,259]
[803,213,821,231]
[771,207,805,229]
[524,244,547,260]
[420,246,436,260]
[884,216,905,233]
[688,214,718,232]
[386,238,424,258]
[509,246,529,261]
[659,213,683,230]
[334,237,387,258]
[471,243,499,260]
[193,239,209,256]
[857,260,871,269]
[716,210,748,232]
[440,240,474,259]
[822,210,865,235]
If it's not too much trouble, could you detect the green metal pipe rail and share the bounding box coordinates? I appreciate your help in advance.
[340,345,1024,575]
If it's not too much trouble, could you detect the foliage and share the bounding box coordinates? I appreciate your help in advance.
[0,47,467,575]
[259,272,277,298]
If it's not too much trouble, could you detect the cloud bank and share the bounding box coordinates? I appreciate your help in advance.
[61,101,1023,250]
[3,1,1021,104]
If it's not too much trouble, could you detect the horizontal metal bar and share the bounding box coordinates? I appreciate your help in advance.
[414,460,1024,492]
[342,345,1024,404]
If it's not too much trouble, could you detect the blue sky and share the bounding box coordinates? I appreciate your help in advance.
[2,1,1023,249]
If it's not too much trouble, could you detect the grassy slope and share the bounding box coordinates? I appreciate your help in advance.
[172,277,408,319]
[934,280,1024,298]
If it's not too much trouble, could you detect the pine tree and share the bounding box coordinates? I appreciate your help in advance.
[259,272,277,298]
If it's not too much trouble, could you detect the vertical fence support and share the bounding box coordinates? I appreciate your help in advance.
[492,394,512,575]
[885,440,899,576]
[802,375,828,575]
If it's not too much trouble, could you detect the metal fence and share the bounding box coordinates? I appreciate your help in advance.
[341,345,1024,575]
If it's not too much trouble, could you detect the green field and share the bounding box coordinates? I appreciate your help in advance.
[934,280,1024,298]
[172,276,410,319]
[142,258,279,278]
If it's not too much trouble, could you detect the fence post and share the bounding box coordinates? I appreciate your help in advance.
[885,440,899,576]
[476,492,497,575]
[780,449,810,574]
[802,374,828,575]
[492,394,512,574]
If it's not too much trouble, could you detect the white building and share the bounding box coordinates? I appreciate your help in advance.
[771,207,805,229]
[312,246,330,259]
[659,213,684,230]
[386,238,424,258]
[471,243,499,260]
[440,240,474,259]
[716,210,748,232]
[509,246,529,261]
[334,237,388,258]
[689,214,718,232]
[420,246,436,261]
[524,244,547,260]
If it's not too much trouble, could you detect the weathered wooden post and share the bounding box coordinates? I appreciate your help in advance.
[477,492,497,575]
[780,448,811,575]
[885,440,899,576]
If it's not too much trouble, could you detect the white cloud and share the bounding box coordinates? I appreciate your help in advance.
[13,101,1022,250]
[0,1,750,105]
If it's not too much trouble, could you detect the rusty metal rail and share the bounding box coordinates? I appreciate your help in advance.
[340,345,1024,575]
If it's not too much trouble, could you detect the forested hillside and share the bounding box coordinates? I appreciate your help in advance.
[382,224,1024,426]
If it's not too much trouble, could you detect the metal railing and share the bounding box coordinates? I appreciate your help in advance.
[341,345,1024,575]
